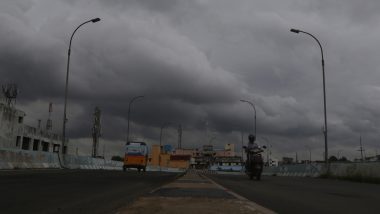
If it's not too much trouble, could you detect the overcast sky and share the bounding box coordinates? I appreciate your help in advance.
[1,0,380,160]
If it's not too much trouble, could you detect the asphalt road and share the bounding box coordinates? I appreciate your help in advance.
[0,169,180,214]
[208,174,380,214]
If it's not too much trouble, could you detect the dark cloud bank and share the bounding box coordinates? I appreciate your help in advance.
[1,0,380,160]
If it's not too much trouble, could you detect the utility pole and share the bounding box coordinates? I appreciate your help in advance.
[178,124,182,149]
[241,132,244,162]
[309,150,312,164]
[358,135,365,162]
[46,102,53,131]
[92,107,101,158]
[103,144,105,159]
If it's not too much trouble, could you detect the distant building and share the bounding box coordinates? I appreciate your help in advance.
[0,103,63,153]
[148,143,243,170]
[363,155,380,162]
[281,157,294,165]
[214,156,242,166]
[148,145,191,169]
[215,143,235,157]
[172,148,198,157]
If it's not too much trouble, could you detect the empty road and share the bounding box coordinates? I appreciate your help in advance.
[0,169,180,214]
[208,174,380,214]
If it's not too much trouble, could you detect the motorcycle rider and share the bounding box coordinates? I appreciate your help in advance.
[246,134,258,151]
[245,134,258,168]
[244,134,265,180]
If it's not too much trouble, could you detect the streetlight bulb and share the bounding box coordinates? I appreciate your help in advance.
[290,28,300,33]
[91,18,101,23]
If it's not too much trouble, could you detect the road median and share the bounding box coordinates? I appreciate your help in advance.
[117,169,276,214]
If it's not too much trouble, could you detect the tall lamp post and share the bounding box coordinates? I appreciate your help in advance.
[62,18,101,154]
[240,99,257,137]
[126,95,145,143]
[290,28,328,166]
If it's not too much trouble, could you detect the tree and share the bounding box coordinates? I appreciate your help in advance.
[339,156,348,162]
[328,155,338,162]
[111,156,124,162]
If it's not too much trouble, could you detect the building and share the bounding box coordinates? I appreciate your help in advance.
[148,145,191,169]
[172,148,198,156]
[281,157,294,165]
[0,103,63,153]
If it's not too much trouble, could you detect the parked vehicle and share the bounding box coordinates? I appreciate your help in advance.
[244,146,265,180]
[123,141,148,172]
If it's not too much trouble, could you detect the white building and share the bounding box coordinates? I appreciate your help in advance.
[0,103,64,153]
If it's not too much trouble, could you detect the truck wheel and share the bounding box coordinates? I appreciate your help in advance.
[123,166,126,172]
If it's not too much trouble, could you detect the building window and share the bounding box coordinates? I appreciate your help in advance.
[22,137,31,150]
[53,144,60,153]
[18,116,23,124]
[42,141,49,152]
[16,136,21,148]
[32,139,40,151]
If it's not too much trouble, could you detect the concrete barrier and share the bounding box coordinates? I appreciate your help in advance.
[329,162,380,178]
[0,148,123,170]
[209,165,243,172]
[263,162,380,178]
[63,154,123,170]
[263,163,323,177]
[145,166,187,173]
[0,149,60,169]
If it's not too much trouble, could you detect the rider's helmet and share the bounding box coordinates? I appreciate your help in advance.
[248,134,256,143]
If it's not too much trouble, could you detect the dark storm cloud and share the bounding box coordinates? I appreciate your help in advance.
[2,0,380,160]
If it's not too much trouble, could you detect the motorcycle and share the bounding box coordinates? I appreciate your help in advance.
[244,146,266,180]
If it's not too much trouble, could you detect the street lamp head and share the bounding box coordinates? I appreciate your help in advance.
[91,18,101,23]
[290,28,300,34]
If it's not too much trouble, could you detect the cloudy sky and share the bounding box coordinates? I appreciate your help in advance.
[1,0,380,160]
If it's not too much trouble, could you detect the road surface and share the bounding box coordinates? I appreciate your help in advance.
[0,169,180,214]
[208,174,380,214]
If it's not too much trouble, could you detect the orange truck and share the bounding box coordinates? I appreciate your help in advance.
[123,141,148,172]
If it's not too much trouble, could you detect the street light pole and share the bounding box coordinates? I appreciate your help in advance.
[290,28,328,166]
[126,95,144,143]
[62,18,100,154]
[240,100,257,137]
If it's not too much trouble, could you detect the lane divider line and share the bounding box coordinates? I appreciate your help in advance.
[201,174,277,214]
